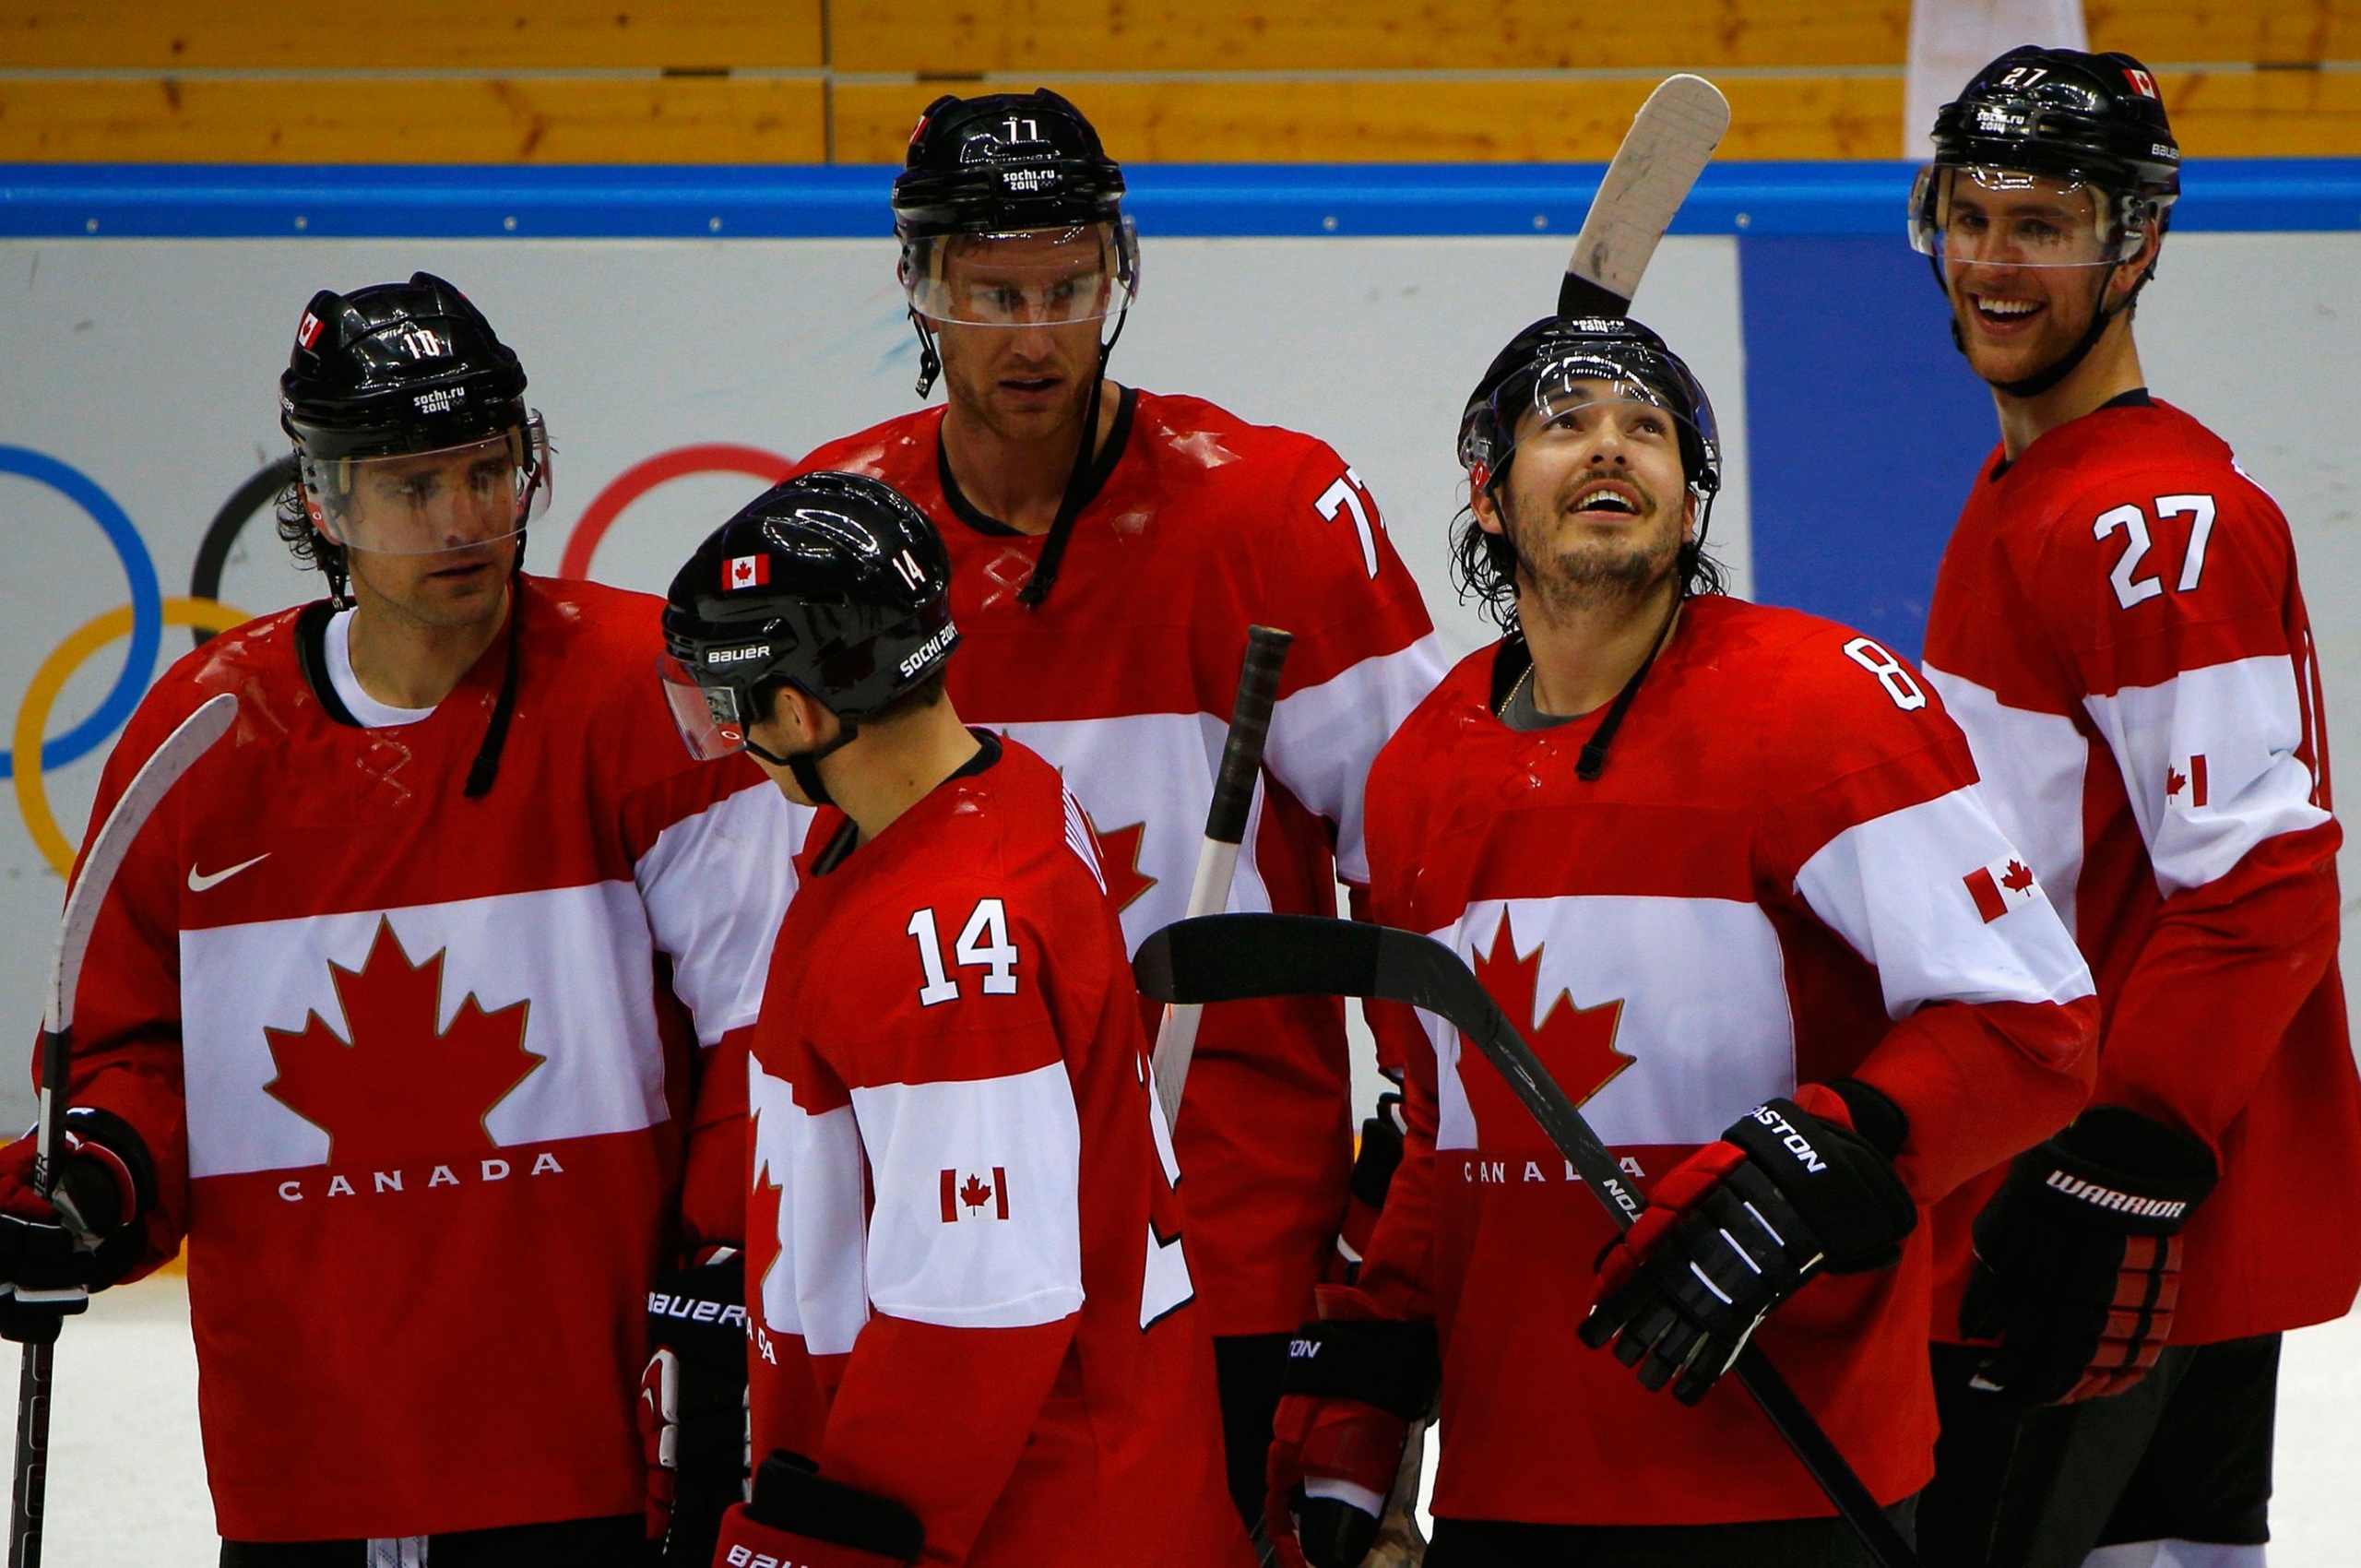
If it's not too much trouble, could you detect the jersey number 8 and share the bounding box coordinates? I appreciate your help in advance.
[908,898,1020,1005]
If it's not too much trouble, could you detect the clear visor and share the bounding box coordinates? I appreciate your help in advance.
[300,414,552,557]
[1475,361,1715,487]
[1908,165,2150,270]
[903,220,1140,327]
[658,652,750,762]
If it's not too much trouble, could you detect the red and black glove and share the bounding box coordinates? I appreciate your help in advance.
[712,1451,923,1568]
[642,1251,751,1563]
[0,1107,155,1346]
[1962,1105,2217,1408]
[1265,1289,1438,1568]
[1580,1080,1916,1405]
[1330,1091,1406,1285]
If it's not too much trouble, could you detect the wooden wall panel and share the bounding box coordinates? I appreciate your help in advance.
[2153,66,2361,151]
[834,76,1904,162]
[0,1,823,69]
[830,0,1912,73]
[0,77,827,162]
[2088,1,2360,66]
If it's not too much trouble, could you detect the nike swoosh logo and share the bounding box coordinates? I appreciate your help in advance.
[187,853,269,893]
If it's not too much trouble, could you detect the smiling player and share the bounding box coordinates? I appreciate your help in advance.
[1910,48,2361,1568]
[1261,314,2098,1568]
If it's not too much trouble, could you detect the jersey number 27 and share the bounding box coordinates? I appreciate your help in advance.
[908,899,1020,1005]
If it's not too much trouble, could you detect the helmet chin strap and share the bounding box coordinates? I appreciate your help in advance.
[912,312,943,398]
[753,722,860,809]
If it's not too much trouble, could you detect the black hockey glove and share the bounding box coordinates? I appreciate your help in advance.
[1266,1291,1439,1568]
[1580,1081,1916,1405]
[0,1107,156,1345]
[712,1450,924,1568]
[640,1253,752,1563]
[1962,1105,2217,1408]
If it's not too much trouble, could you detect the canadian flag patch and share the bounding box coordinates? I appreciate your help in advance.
[940,1168,1009,1222]
[296,311,324,349]
[2122,66,2159,100]
[724,554,769,591]
[2166,754,2209,808]
[1964,855,2041,923]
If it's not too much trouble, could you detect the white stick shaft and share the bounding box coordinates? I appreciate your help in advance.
[1150,837,1242,1126]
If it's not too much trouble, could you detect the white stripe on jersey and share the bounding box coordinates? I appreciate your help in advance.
[1061,786,1108,893]
[1264,635,1450,885]
[1793,787,2094,1020]
[751,1062,870,1356]
[852,1062,1085,1330]
[636,781,809,1044]
[2082,655,2331,895]
[183,882,672,1179]
[1923,667,2091,938]
[1430,898,1796,1151]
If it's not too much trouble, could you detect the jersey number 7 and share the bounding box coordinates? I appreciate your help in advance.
[908,899,1020,1005]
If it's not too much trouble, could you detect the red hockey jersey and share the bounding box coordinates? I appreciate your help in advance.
[1355,596,2099,1525]
[744,737,1252,1568]
[1922,396,2361,1344]
[47,577,805,1541]
[792,389,1445,1334]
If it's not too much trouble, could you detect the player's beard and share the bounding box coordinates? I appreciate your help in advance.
[1502,479,1682,622]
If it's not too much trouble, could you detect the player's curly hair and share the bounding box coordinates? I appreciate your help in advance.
[275,471,353,604]
[1452,487,1726,631]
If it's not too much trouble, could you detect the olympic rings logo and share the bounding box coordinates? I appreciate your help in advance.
[5,441,793,878]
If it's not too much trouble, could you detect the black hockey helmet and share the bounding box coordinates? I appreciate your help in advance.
[279,272,551,561]
[659,471,960,783]
[1910,47,2180,397]
[1459,315,1721,501]
[893,88,1129,244]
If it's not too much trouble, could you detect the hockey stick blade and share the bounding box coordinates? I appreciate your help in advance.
[1559,74,1732,318]
[1134,913,1923,1568]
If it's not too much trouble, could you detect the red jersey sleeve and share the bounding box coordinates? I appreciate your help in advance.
[804,877,1086,1562]
[1757,625,2100,1201]
[1254,441,1446,889]
[2028,461,2339,1150]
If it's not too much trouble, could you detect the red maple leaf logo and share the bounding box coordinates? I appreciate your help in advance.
[1082,813,1157,912]
[960,1172,994,1213]
[747,1147,785,1306]
[2000,860,2035,894]
[263,920,543,1169]
[1461,916,1632,1152]
[2166,767,2188,799]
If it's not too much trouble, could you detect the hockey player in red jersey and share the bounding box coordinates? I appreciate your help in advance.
[1911,49,2361,1568]
[657,471,1254,1568]
[784,89,1446,1523]
[1259,315,2102,1568]
[0,276,802,1562]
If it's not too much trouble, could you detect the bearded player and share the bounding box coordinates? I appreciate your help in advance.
[658,471,1252,1568]
[1909,49,2361,1568]
[1256,315,2101,1568]
[785,89,1445,1521]
[0,275,801,1562]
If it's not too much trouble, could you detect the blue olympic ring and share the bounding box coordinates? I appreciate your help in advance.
[0,445,161,778]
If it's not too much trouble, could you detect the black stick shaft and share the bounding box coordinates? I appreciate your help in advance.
[1205,627,1292,845]
[1557,272,1632,320]
[8,1342,49,1568]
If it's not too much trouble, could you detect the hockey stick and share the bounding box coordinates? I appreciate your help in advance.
[1134,914,1923,1568]
[1558,74,1732,319]
[9,692,238,1568]
[1148,626,1293,1129]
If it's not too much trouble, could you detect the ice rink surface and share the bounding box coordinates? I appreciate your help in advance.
[4,1272,2355,1564]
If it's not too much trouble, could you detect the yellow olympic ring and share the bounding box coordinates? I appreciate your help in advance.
[15,597,251,877]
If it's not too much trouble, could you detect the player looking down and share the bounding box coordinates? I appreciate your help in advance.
[785,88,1446,1526]
[658,471,1253,1568]
[1263,315,2101,1568]
[0,274,798,1564]
[1912,47,2361,1568]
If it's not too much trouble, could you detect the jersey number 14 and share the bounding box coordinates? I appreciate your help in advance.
[908,899,1020,1005]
